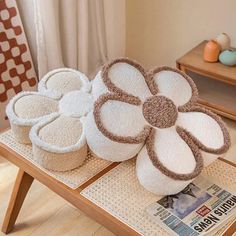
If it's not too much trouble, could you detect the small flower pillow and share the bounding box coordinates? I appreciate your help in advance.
[86,58,230,195]
[7,68,93,171]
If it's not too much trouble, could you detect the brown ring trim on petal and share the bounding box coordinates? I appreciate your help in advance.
[148,66,199,108]
[94,93,151,144]
[178,105,231,154]
[146,129,203,181]
[102,57,159,97]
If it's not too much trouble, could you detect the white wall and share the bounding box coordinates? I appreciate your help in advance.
[126,0,236,68]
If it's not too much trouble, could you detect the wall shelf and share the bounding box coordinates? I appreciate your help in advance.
[176,41,236,120]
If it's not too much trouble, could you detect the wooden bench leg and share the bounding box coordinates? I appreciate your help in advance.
[2,169,34,234]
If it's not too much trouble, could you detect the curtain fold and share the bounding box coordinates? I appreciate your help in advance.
[17,0,125,79]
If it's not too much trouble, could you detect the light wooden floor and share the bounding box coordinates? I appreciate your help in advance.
[0,118,235,236]
[0,156,114,236]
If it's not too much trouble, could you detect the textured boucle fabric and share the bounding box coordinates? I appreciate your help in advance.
[11,124,31,144]
[177,106,230,154]
[33,144,87,171]
[85,111,144,161]
[136,146,193,195]
[38,116,83,147]
[142,96,177,128]
[91,71,109,100]
[59,91,93,117]
[38,68,91,96]
[14,94,58,119]
[102,58,151,100]
[7,68,91,171]
[149,66,198,108]
[93,93,151,144]
[146,128,203,181]
[87,58,230,195]
[6,91,59,145]
[45,71,82,94]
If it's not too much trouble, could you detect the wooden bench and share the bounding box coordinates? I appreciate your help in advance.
[1,130,236,236]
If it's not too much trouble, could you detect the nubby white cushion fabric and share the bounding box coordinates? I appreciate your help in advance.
[86,58,230,195]
[86,112,144,161]
[6,59,231,195]
[7,68,92,171]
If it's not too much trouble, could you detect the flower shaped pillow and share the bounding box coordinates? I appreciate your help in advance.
[86,58,230,195]
[7,68,93,171]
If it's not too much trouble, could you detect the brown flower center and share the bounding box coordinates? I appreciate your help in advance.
[142,96,177,128]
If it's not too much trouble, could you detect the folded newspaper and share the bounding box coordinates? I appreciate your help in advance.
[146,176,236,236]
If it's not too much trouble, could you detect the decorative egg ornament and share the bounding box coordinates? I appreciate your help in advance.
[215,33,231,51]
[219,49,236,66]
[203,40,221,62]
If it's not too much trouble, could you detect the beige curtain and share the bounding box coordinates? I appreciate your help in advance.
[17,0,126,79]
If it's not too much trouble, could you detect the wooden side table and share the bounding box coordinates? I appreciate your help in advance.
[176,41,236,120]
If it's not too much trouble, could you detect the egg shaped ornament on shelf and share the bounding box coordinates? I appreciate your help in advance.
[215,33,231,51]
[219,49,236,66]
[203,40,220,62]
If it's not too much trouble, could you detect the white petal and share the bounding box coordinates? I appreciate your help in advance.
[30,114,86,152]
[136,145,193,195]
[201,151,219,167]
[85,112,143,161]
[152,128,197,174]
[59,91,93,118]
[38,68,90,96]
[30,114,87,171]
[105,60,152,100]
[6,91,59,144]
[15,94,58,120]
[152,68,196,106]
[6,91,58,126]
[92,71,109,101]
[177,111,225,151]
[100,99,146,138]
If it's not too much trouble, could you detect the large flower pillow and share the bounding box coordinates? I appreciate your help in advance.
[7,68,93,171]
[86,58,230,195]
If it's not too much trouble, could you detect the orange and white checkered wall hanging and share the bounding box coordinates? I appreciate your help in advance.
[0,0,37,130]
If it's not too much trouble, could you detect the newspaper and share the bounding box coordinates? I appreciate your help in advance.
[146,176,236,236]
